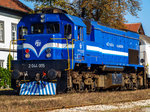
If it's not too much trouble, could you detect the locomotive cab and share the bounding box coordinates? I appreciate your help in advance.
[17,15,73,60]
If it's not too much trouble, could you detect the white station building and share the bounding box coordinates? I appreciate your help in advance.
[0,0,31,68]
[140,35,150,78]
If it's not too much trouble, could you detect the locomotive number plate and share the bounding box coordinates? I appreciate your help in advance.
[28,64,45,69]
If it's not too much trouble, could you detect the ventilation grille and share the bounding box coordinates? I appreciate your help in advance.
[128,49,139,65]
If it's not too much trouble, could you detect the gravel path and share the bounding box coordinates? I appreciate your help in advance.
[51,99,150,112]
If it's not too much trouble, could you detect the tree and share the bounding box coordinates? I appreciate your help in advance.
[95,0,141,28]
[7,54,13,70]
[25,0,57,7]
[61,0,142,29]
[25,0,142,29]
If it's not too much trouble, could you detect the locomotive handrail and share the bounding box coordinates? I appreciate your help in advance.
[50,38,71,70]
[9,39,26,72]
[72,39,76,69]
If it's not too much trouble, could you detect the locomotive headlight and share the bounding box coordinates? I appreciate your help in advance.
[41,14,45,19]
[25,53,30,58]
[41,14,45,23]
[46,53,51,58]
[41,19,45,23]
[46,48,51,53]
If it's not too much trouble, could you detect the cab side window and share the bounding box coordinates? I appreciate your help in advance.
[19,27,28,39]
[78,26,83,41]
[47,23,60,34]
[31,24,44,34]
[64,24,72,39]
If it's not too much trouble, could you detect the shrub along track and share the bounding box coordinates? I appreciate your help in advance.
[1,89,150,112]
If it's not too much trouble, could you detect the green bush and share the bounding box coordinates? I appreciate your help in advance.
[0,67,11,88]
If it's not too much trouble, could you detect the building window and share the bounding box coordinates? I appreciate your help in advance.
[0,60,4,68]
[12,23,17,43]
[0,21,4,42]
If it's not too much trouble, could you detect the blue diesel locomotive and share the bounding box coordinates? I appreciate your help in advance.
[11,8,146,95]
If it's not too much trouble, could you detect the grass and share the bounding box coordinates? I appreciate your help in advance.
[0,88,13,91]
[1,89,150,111]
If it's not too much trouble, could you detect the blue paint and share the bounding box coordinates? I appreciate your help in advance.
[26,81,32,95]
[33,83,38,95]
[20,81,56,95]
[30,82,36,95]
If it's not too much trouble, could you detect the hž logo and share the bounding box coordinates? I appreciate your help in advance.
[106,42,114,47]
[35,40,41,47]
[80,43,82,49]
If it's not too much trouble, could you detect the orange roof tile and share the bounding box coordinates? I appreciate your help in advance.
[124,23,141,33]
[0,0,32,13]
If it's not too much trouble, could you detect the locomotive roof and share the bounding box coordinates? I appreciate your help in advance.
[65,14,86,27]
[20,13,86,27]
[91,21,139,39]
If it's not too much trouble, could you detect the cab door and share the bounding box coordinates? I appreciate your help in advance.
[74,26,85,61]
[64,23,72,41]
[61,23,73,60]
